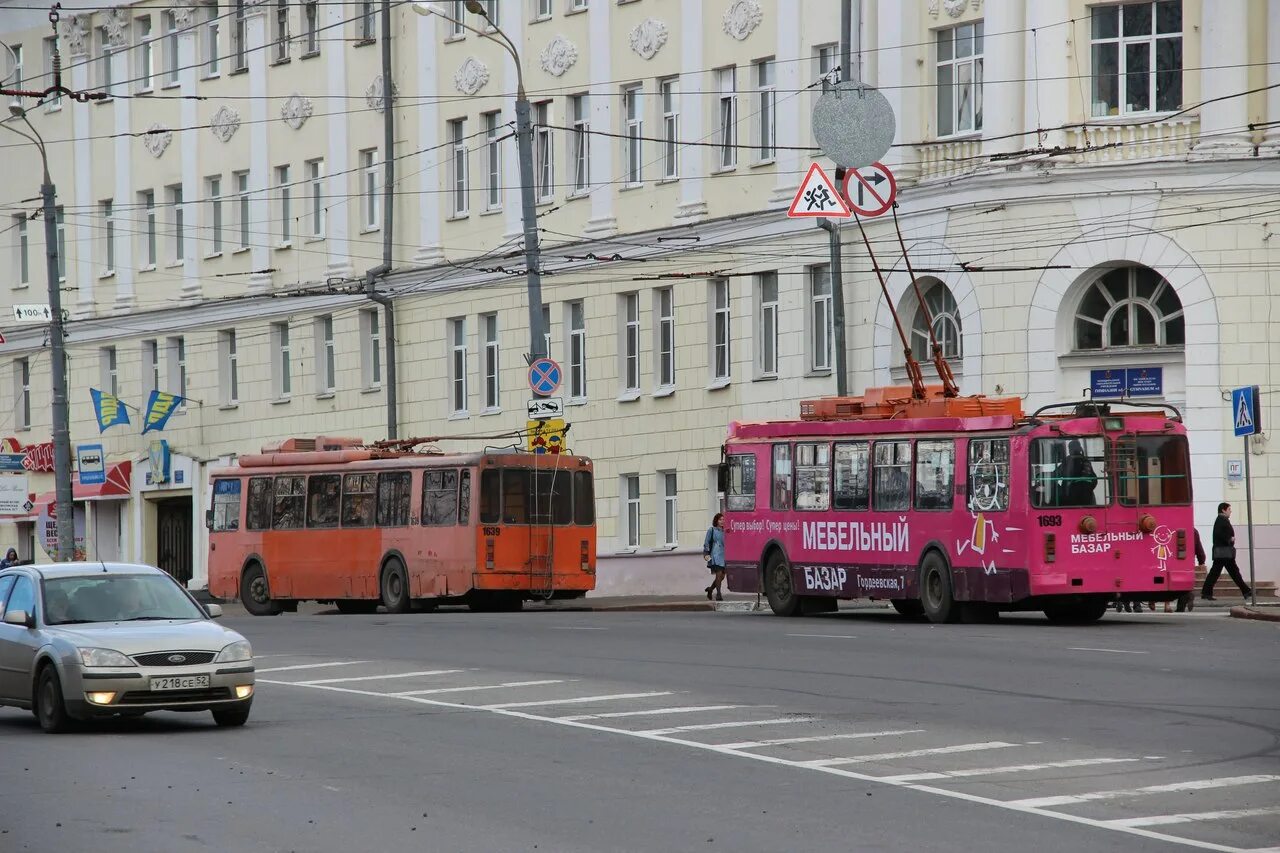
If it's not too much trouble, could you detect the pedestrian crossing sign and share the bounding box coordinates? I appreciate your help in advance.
[1231,386,1260,437]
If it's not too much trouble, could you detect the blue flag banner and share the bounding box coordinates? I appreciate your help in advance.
[91,388,130,433]
[142,390,183,434]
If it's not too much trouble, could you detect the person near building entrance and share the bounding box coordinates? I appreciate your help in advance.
[0,548,19,569]
[703,513,726,602]
[1202,503,1252,601]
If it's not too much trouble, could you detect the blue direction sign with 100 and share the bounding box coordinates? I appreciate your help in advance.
[528,358,562,397]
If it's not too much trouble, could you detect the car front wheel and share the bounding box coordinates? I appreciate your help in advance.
[212,703,252,727]
[36,666,74,734]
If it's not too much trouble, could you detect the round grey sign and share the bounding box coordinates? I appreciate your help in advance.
[812,82,896,169]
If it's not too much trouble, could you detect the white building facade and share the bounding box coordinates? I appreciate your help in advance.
[2,0,1278,594]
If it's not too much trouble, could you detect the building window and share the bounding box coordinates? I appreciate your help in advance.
[534,0,553,21]
[166,336,187,399]
[234,170,250,249]
[275,165,291,246]
[100,200,115,275]
[910,280,962,361]
[1091,1,1182,116]
[480,0,499,27]
[621,292,640,393]
[97,27,114,92]
[204,1,221,74]
[534,101,554,201]
[220,330,239,404]
[136,17,154,91]
[163,11,180,85]
[166,184,185,263]
[316,315,336,393]
[449,318,468,414]
[449,118,469,215]
[1074,266,1184,350]
[711,278,730,382]
[716,67,737,170]
[623,85,642,185]
[570,94,590,194]
[810,264,833,372]
[14,359,31,430]
[936,22,984,137]
[483,312,499,409]
[570,0,588,10]
[360,308,382,388]
[206,176,223,254]
[656,287,675,389]
[816,43,838,84]
[232,0,247,71]
[622,474,640,549]
[446,0,466,37]
[7,45,22,92]
[357,0,376,40]
[12,215,29,286]
[141,340,159,397]
[483,110,502,210]
[542,303,552,361]
[756,59,776,160]
[303,0,320,54]
[361,149,380,229]
[757,272,778,377]
[659,77,679,179]
[100,347,118,397]
[304,160,324,238]
[41,38,59,110]
[140,190,157,268]
[272,322,292,398]
[273,0,290,62]
[659,471,678,547]
[568,300,587,399]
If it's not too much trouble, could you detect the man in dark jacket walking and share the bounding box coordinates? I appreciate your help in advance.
[1201,503,1252,600]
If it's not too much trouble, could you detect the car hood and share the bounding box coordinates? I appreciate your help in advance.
[48,620,244,655]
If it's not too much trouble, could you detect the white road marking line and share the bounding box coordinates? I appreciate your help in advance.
[804,741,1019,768]
[255,661,371,673]
[550,627,607,631]
[1067,647,1149,655]
[481,691,672,710]
[1107,807,1280,828]
[878,757,1142,783]
[786,633,858,639]
[298,669,463,685]
[559,704,756,722]
[639,718,803,736]
[719,729,925,750]
[1010,775,1280,808]
[393,680,566,697]
[259,681,1261,853]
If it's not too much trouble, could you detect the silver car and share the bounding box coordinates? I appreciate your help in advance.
[0,562,255,733]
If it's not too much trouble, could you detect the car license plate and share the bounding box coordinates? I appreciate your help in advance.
[150,675,210,691]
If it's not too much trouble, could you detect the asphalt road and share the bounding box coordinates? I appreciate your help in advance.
[1,606,1277,853]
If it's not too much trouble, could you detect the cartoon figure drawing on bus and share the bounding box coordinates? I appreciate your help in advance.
[969,458,1005,513]
[957,510,1000,575]
[1151,525,1173,572]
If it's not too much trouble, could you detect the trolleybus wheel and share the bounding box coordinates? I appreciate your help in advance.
[919,552,958,624]
[380,558,411,614]
[890,599,925,619]
[335,599,378,615]
[240,563,281,617]
[1043,598,1109,624]
[764,550,801,617]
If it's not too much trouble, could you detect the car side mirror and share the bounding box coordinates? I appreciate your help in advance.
[204,603,223,619]
[204,510,214,530]
[3,609,33,628]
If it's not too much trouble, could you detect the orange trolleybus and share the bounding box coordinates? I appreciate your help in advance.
[206,436,596,614]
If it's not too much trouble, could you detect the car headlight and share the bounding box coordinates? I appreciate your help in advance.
[215,640,253,663]
[78,648,135,668]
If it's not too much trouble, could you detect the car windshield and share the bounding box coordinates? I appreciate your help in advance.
[43,574,206,625]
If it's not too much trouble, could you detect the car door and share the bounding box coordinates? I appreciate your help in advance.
[0,574,38,702]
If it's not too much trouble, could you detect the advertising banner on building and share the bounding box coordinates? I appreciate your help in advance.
[37,499,87,560]
[0,476,28,515]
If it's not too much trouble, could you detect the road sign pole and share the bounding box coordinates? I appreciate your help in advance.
[1243,434,1256,606]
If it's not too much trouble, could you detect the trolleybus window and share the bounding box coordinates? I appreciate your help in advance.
[247,477,273,530]
[967,438,1010,512]
[341,473,376,527]
[725,454,756,512]
[574,470,594,525]
[211,479,241,531]
[771,444,793,510]
[795,442,831,511]
[914,440,955,511]
[422,469,460,526]
[273,475,306,529]
[1031,436,1107,508]
[480,469,500,524]
[376,471,412,526]
[307,474,341,528]
[872,441,912,511]
[1116,435,1191,506]
[833,441,870,510]
[531,469,573,525]
[459,470,471,524]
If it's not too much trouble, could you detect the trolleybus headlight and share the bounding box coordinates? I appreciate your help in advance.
[1078,515,1098,534]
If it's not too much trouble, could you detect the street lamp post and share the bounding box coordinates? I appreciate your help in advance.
[2,106,75,561]
[413,1,546,362]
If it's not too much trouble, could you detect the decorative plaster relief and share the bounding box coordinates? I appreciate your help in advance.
[721,0,762,41]
[453,57,489,95]
[210,105,241,142]
[170,0,198,29]
[365,74,398,112]
[629,18,669,60]
[143,124,172,158]
[280,93,313,129]
[105,8,130,47]
[59,15,90,56]
[539,35,579,77]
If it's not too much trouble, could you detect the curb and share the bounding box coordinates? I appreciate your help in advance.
[1229,606,1280,623]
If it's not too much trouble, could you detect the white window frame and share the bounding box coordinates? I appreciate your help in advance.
[449,318,468,415]
[203,1,221,76]
[273,0,290,62]
[206,175,223,255]
[303,0,320,55]
[166,184,185,263]
[755,58,776,161]
[101,199,115,276]
[482,312,500,410]
[570,94,590,195]
[100,346,119,397]
[620,292,640,395]
[271,321,292,399]
[710,278,730,384]
[358,0,377,40]
[815,43,838,85]
[757,272,779,378]
[360,308,382,389]
[569,0,588,11]
[655,287,675,392]
[97,27,114,93]
[446,0,466,37]
[716,66,737,170]
[43,37,60,110]
[568,300,587,400]
[166,336,188,401]
[659,471,678,548]
[275,165,292,246]
[163,11,180,86]
[14,359,31,430]
[621,474,641,550]
[316,314,336,394]
[220,330,239,405]
[935,22,984,137]
[361,149,380,230]
[534,101,554,202]
[534,0,553,22]
[234,170,250,250]
[12,215,29,287]
[142,339,160,397]
[541,304,552,362]
[140,190,157,269]
[621,84,642,186]
[483,110,502,210]
[809,264,833,372]
[659,77,679,180]
[449,118,469,216]
[1089,1,1182,118]
[306,159,325,238]
[136,17,154,92]
[232,0,248,71]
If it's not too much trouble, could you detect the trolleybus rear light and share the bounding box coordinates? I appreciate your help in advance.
[1176,529,1186,559]
[485,539,495,570]
[580,540,590,572]
[1044,533,1056,563]
[1070,578,1082,587]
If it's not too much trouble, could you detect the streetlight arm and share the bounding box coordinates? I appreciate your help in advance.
[415,3,524,94]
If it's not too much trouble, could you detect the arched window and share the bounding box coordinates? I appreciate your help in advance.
[1074,266,1184,350]
[910,280,962,361]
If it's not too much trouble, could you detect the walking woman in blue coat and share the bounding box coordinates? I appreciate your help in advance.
[703,513,726,601]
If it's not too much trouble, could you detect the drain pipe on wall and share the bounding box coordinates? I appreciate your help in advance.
[365,0,398,439]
